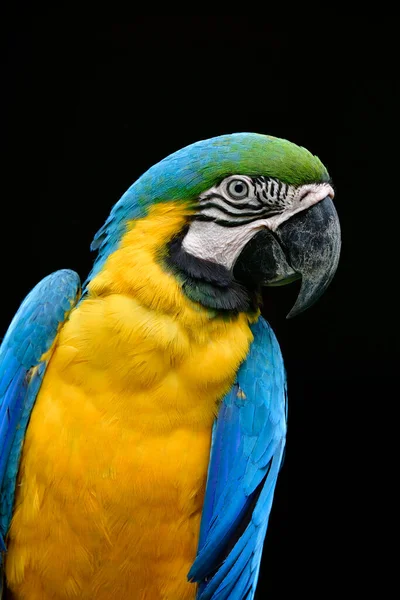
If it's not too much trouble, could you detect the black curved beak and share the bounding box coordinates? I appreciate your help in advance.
[233,196,341,318]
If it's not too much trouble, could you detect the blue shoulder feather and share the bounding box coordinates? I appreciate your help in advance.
[188,317,287,600]
[0,269,80,554]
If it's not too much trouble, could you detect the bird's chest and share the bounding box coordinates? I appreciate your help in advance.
[7,392,212,599]
[6,295,253,598]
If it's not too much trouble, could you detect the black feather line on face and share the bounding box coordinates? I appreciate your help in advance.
[199,202,279,219]
[201,192,260,210]
[196,177,288,228]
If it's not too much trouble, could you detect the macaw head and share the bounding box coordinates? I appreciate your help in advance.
[89,133,340,317]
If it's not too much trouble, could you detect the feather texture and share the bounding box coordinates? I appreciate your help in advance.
[0,269,80,579]
[188,317,287,600]
[0,270,80,545]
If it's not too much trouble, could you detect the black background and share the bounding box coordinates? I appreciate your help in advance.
[1,18,396,598]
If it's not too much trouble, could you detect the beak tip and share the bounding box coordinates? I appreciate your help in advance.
[285,305,305,319]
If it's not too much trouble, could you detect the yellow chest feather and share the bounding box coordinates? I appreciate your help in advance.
[5,203,255,599]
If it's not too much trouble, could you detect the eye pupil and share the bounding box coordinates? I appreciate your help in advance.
[227,179,249,199]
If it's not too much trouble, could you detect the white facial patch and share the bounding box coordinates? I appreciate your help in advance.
[182,219,266,269]
[182,176,334,269]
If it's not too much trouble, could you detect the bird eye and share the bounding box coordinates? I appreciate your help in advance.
[226,179,249,200]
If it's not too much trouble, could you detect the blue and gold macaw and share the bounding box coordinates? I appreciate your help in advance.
[0,133,340,599]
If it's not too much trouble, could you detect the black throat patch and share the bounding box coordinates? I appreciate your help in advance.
[165,230,259,314]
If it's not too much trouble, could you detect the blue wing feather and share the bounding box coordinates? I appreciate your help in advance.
[189,317,287,600]
[0,269,80,556]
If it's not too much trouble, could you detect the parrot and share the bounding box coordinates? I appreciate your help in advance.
[0,132,340,599]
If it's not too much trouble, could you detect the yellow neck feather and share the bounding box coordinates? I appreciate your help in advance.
[90,203,222,323]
